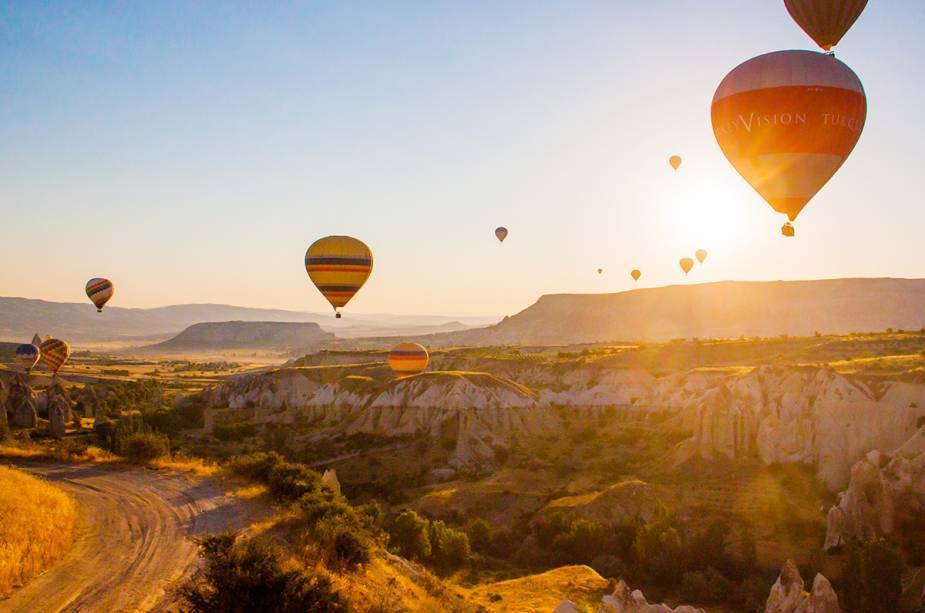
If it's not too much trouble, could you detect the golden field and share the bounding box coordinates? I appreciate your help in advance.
[0,465,76,596]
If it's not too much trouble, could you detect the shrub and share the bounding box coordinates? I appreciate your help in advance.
[389,509,431,561]
[227,452,284,482]
[213,423,258,442]
[680,568,734,604]
[268,462,322,501]
[180,532,346,613]
[126,431,170,464]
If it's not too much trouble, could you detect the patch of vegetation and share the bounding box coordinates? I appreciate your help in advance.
[180,532,347,612]
[388,509,472,573]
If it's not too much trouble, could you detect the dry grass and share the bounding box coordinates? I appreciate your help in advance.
[0,466,76,596]
[465,565,609,611]
[149,453,219,476]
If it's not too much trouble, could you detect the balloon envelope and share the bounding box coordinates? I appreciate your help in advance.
[15,344,40,372]
[86,278,114,312]
[495,227,508,243]
[680,258,694,275]
[696,249,708,264]
[669,155,682,170]
[784,0,868,51]
[304,236,373,316]
[631,269,641,282]
[712,50,866,223]
[39,338,70,375]
[388,342,429,377]
[597,268,603,275]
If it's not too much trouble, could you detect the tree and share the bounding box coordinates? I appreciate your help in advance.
[467,518,492,553]
[840,538,904,613]
[390,510,431,561]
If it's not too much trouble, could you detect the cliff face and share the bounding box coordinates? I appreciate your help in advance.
[428,279,925,345]
[824,427,925,550]
[149,321,335,352]
[201,362,925,489]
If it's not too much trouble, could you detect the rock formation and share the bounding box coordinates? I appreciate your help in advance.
[824,426,925,550]
[5,374,37,429]
[321,469,341,496]
[553,600,579,613]
[46,383,73,439]
[201,362,925,488]
[764,559,841,613]
[600,579,704,612]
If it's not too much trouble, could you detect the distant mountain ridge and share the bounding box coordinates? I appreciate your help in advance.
[0,297,490,343]
[422,278,925,345]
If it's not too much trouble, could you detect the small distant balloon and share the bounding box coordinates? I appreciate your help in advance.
[39,338,70,375]
[784,0,868,51]
[15,344,40,373]
[597,268,603,275]
[86,278,114,312]
[495,227,508,243]
[669,155,682,171]
[680,258,694,275]
[631,269,641,282]
[388,342,429,378]
[695,249,708,264]
[304,236,373,319]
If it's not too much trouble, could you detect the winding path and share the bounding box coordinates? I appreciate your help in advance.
[0,462,265,612]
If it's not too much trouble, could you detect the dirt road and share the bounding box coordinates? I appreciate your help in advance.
[1,462,265,612]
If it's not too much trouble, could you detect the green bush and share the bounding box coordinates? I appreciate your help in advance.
[389,509,431,561]
[227,452,284,482]
[180,532,346,613]
[213,422,258,442]
[680,568,734,604]
[126,432,170,463]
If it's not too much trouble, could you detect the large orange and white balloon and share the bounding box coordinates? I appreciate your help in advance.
[388,342,429,378]
[712,50,866,235]
[784,0,868,52]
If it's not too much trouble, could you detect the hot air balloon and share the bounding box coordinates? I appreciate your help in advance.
[680,258,694,275]
[712,50,866,236]
[597,268,603,275]
[669,155,682,171]
[86,278,114,312]
[15,344,40,373]
[304,236,373,319]
[495,227,508,243]
[31,333,42,347]
[388,342,429,378]
[631,269,641,282]
[696,249,708,264]
[784,0,868,52]
[39,338,70,376]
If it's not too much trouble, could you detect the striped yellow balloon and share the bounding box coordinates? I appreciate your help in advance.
[86,278,115,312]
[39,338,70,375]
[304,236,373,318]
[388,342,429,377]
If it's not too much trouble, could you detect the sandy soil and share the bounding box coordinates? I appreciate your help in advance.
[0,462,266,612]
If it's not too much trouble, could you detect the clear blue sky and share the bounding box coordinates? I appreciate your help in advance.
[2,1,923,316]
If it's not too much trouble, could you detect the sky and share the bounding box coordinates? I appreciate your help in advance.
[2,1,924,318]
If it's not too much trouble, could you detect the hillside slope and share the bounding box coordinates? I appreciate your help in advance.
[147,321,335,352]
[428,278,925,345]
